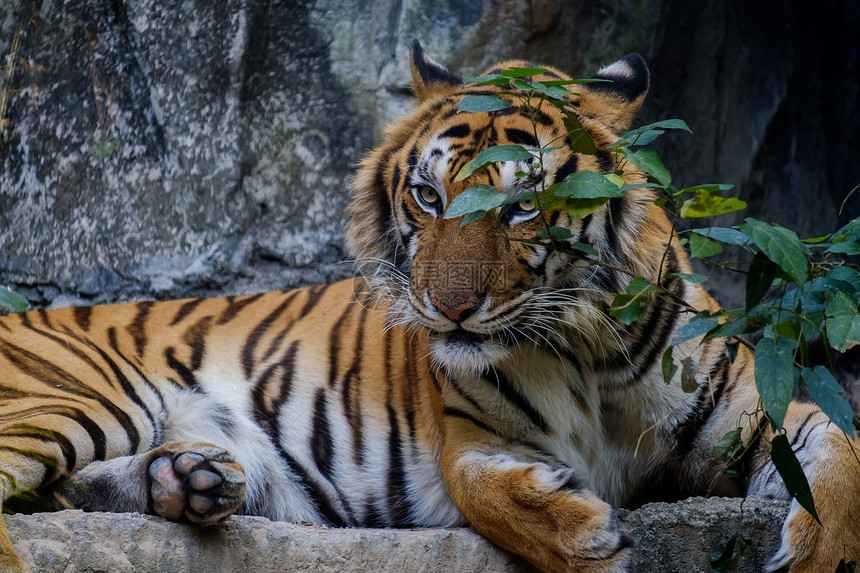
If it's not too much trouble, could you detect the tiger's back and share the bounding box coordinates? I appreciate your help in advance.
[0,279,460,531]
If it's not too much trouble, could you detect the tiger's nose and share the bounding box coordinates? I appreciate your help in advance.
[431,298,477,322]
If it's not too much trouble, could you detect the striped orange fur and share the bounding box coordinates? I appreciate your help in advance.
[0,41,856,572]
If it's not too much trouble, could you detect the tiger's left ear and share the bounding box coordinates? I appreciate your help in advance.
[410,40,463,102]
[576,54,650,134]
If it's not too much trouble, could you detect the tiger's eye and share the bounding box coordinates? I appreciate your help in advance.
[419,186,439,205]
[518,197,536,211]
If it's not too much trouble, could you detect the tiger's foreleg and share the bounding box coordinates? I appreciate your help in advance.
[747,403,860,572]
[440,422,631,573]
[55,441,246,524]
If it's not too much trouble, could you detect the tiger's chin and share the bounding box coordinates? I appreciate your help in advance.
[428,330,511,376]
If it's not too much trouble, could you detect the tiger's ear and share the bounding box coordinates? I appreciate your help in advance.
[410,40,463,102]
[576,54,650,134]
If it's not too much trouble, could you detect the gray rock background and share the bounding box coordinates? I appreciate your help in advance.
[0,1,857,567]
[8,497,788,572]
[2,0,858,308]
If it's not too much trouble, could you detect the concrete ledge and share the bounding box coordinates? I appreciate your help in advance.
[6,497,789,572]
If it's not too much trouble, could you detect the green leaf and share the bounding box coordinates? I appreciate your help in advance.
[0,286,29,313]
[800,234,830,244]
[536,226,573,240]
[555,171,624,199]
[825,291,860,352]
[677,183,735,195]
[754,336,797,429]
[713,428,744,462]
[680,188,747,218]
[571,242,598,256]
[444,185,505,218]
[455,145,534,180]
[609,293,647,325]
[565,197,609,219]
[802,366,854,436]
[661,346,677,384]
[833,218,860,243]
[461,210,487,225]
[739,218,808,285]
[827,266,860,294]
[619,182,665,193]
[621,148,671,186]
[563,113,597,154]
[680,356,699,392]
[664,272,709,284]
[688,227,749,246]
[709,532,751,571]
[512,79,570,100]
[673,312,719,344]
[826,242,860,255]
[770,433,820,524]
[501,66,548,77]
[462,74,512,85]
[688,232,723,258]
[746,252,777,311]
[457,95,512,114]
[626,276,658,296]
[615,119,692,148]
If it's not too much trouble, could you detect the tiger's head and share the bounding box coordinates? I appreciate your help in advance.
[346,41,677,375]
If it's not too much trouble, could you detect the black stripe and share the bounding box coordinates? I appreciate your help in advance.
[248,344,346,527]
[603,196,625,261]
[674,356,730,456]
[442,406,494,433]
[170,298,205,326]
[298,284,329,318]
[0,336,141,453]
[504,128,538,147]
[164,346,198,388]
[439,124,471,140]
[327,302,357,388]
[790,412,817,448]
[596,150,613,172]
[36,309,52,328]
[217,293,264,325]
[364,500,386,527]
[0,399,108,463]
[390,164,402,199]
[554,155,578,183]
[0,445,59,487]
[1,425,77,473]
[486,368,547,432]
[626,278,684,381]
[447,378,487,414]
[385,401,412,527]
[375,157,393,244]
[183,315,213,372]
[341,305,368,466]
[310,389,335,480]
[126,301,154,358]
[73,306,92,331]
[241,291,299,379]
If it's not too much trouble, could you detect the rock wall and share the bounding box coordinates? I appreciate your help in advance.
[8,497,789,573]
[2,0,858,309]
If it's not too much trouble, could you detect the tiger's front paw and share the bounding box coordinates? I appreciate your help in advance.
[561,524,634,573]
[148,442,246,524]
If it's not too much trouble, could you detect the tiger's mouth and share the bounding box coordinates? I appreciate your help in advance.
[427,327,513,373]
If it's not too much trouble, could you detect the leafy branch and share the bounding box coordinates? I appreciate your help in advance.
[450,64,860,527]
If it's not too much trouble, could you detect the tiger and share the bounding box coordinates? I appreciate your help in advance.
[0,39,857,573]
